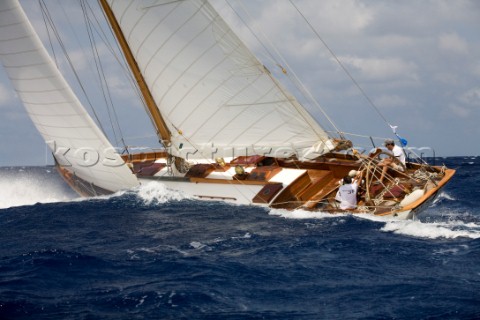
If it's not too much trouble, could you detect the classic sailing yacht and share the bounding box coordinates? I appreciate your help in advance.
[0,0,455,219]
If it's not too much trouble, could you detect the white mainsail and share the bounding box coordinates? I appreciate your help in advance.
[0,0,139,193]
[107,0,335,160]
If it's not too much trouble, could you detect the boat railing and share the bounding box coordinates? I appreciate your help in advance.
[328,131,438,166]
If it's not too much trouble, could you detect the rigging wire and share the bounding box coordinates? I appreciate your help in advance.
[38,0,108,136]
[288,1,422,166]
[80,0,120,147]
[89,0,258,204]
[226,0,343,140]
[288,0,392,128]
[39,0,58,68]
[88,1,146,102]
[40,0,153,152]
[81,0,131,150]
[93,1,165,147]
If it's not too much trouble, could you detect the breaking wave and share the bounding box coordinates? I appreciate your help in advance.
[132,181,192,205]
[269,208,347,220]
[434,191,456,202]
[1,161,477,241]
[0,168,75,209]
[380,219,480,239]
[0,168,189,210]
[270,207,480,240]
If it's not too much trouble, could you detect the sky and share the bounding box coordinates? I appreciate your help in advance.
[1,0,479,166]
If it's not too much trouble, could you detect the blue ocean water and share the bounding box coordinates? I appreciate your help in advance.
[0,157,479,319]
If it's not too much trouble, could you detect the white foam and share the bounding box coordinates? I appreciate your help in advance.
[0,174,193,209]
[270,206,480,240]
[434,192,456,202]
[135,181,191,205]
[380,220,480,239]
[433,247,461,255]
[269,208,347,220]
[64,189,127,203]
[354,210,480,239]
[0,172,75,209]
[190,241,206,249]
[356,212,399,222]
[75,180,192,205]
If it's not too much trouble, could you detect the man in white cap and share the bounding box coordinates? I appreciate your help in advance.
[379,139,406,182]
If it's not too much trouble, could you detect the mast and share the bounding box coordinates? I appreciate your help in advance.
[99,1,336,160]
[98,0,171,145]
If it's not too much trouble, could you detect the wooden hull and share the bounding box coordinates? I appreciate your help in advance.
[56,165,113,197]
[118,152,455,219]
[56,151,455,219]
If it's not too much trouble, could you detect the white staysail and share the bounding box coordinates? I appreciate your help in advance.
[107,0,335,160]
[0,0,139,193]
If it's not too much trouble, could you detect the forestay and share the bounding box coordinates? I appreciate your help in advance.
[107,0,335,160]
[0,0,139,192]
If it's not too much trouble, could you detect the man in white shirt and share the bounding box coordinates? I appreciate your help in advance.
[335,175,360,210]
[379,139,406,182]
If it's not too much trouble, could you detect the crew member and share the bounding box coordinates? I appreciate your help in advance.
[335,171,363,210]
[379,139,406,182]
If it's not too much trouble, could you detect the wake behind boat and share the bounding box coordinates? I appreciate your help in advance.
[0,0,454,219]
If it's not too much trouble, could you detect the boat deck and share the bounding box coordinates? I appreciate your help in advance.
[116,152,455,218]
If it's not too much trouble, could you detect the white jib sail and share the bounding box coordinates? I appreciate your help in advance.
[0,0,139,193]
[107,0,335,161]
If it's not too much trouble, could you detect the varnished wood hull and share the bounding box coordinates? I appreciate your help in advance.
[124,152,455,219]
[57,152,455,219]
[56,165,113,197]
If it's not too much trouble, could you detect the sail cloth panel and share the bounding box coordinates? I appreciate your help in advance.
[108,0,333,160]
[0,0,139,192]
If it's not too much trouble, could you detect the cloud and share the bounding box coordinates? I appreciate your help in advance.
[292,0,374,35]
[459,87,480,106]
[433,72,460,86]
[447,104,470,118]
[445,87,480,119]
[374,94,409,109]
[1,0,478,164]
[472,62,480,77]
[337,56,419,82]
[438,32,469,55]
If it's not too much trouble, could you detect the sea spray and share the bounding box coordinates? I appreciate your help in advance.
[269,208,347,220]
[380,219,480,239]
[0,167,75,209]
[134,181,191,205]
